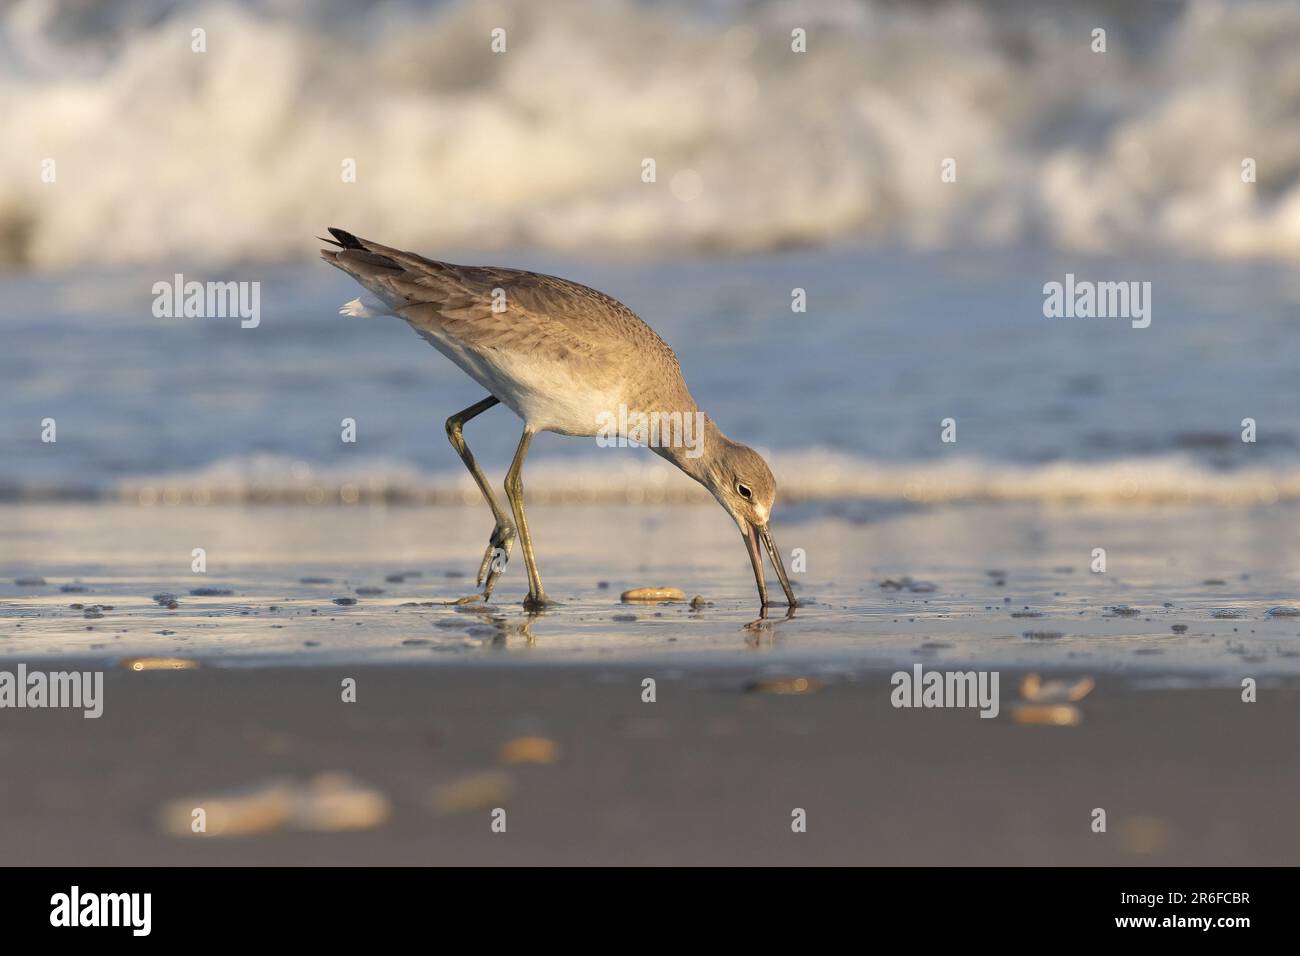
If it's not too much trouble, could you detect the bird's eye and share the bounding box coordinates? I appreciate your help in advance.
[737,482,752,500]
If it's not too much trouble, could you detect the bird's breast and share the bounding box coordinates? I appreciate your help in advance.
[411,325,624,437]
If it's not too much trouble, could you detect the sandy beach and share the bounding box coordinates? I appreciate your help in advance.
[1,659,1296,866]
[2,500,1298,865]
[5,0,1300,874]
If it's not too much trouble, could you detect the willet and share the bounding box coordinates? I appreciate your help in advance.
[319,228,796,610]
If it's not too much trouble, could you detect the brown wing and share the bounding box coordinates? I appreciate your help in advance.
[320,228,682,371]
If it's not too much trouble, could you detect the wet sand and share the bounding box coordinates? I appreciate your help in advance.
[2,502,1298,673]
[0,661,1296,865]
[2,501,1298,864]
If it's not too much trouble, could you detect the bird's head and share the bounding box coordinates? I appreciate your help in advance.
[700,436,797,607]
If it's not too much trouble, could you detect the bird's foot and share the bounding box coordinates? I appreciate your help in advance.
[475,521,517,599]
[522,592,559,612]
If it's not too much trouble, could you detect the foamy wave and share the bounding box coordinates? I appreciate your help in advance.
[4,0,1300,268]
[72,451,1300,507]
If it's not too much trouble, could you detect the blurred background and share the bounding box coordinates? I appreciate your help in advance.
[2,0,1299,506]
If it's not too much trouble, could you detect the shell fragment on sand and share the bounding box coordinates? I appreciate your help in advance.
[429,771,514,815]
[745,677,821,695]
[1020,673,1095,704]
[292,773,391,831]
[499,736,559,765]
[1012,704,1082,726]
[159,778,297,837]
[159,773,389,837]
[122,657,199,671]
[620,586,685,602]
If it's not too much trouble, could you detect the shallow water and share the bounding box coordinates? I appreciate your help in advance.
[4,249,1300,505]
[3,502,1298,676]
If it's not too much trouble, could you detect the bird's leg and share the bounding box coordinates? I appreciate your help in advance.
[504,427,554,610]
[445,395,515,600]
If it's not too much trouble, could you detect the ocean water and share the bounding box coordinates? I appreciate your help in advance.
[2,246,1299,504]
[2,0,1299,506]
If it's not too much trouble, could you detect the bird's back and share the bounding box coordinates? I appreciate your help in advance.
[321,229,696,433]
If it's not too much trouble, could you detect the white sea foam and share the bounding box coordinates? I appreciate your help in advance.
[4,0,1300,269]
[99,450,1298,507]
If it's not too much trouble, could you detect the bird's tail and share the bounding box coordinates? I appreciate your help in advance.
[318,226,366,252]
[319,226,404,318]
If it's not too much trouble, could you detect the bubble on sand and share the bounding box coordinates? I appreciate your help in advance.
[1265,607,1300,618]
[880,577,936,593]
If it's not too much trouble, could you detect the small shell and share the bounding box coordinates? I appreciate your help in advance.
[620,586,685,602]
[122,657,199,671]
[499,736,559,765]
[745,677,821,695]
[429,771,514,815]
[1012,704,1081,726]
[1020,673,1095,703]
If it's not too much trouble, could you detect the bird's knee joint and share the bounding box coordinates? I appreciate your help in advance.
[445,417,463,447]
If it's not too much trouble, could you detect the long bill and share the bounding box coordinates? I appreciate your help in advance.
[745,522,797,607]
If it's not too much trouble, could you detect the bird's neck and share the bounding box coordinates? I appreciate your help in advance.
[652,415,724,486]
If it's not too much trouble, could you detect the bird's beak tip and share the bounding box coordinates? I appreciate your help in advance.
[746,521,797,609]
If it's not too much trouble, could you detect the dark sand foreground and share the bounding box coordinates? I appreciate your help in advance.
[1,661,1295,865]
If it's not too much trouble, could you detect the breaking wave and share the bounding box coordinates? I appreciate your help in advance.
[3,0,1300,268]
[5,451,1296,507]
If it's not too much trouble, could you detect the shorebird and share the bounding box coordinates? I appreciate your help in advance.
[319,228,796,611]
